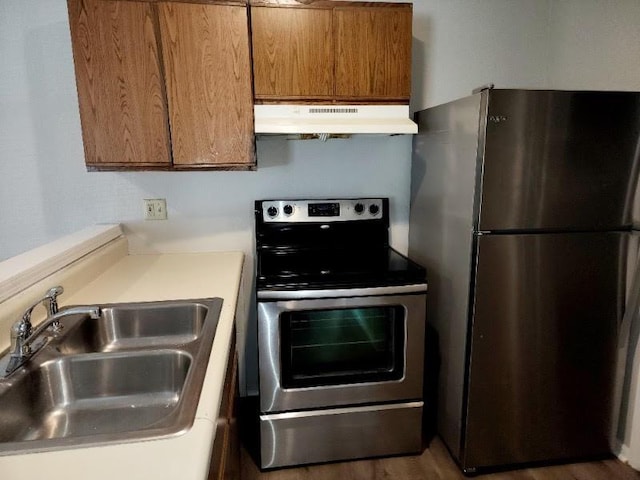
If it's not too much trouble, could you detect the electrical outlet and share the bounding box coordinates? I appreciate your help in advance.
[144,199,167,220]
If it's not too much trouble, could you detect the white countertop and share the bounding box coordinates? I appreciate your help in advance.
[0,246,244,480]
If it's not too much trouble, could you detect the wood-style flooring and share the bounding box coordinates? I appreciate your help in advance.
[241,437,640,480]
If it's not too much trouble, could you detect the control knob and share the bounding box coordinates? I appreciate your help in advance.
[267,206,278,218]
[369,204,380,216]
[354,203,364,214]
[283,204,294,215]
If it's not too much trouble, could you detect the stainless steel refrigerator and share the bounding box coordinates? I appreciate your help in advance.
[409,88,640,473]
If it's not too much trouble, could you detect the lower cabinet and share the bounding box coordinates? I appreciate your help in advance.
[208,334,240,480]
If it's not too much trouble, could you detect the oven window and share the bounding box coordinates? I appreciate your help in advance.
[280,306,405,388]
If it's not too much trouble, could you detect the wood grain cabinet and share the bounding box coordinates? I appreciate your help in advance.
[208,334,240,480]
[250,1,412,103]
[67,0,255,170]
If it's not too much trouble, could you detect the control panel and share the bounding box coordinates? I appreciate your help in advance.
[259,199,385,223]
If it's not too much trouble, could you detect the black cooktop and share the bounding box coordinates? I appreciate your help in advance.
[255,198,426,291]
[257,246,426,290]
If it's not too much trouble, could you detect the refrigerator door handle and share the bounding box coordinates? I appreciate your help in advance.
[620,251,640,347]
[612,244,640,451]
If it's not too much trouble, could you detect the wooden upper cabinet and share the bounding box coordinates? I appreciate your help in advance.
[251,7,333,100]
[335,6,412,101]
[158,3,255,167]
[250,2,412,103]
[67,0,255,170]
[67,0,171,167]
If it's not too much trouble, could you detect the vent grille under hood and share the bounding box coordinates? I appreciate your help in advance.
[254,104,418,135]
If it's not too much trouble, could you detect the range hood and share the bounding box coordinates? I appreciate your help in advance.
[254,104,418,135]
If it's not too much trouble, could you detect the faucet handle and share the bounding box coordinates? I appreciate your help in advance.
[43,286,64,316]
[45,286,64,299]
[21,285,65,325]
[22,305,36,324]
[10,319,32,356]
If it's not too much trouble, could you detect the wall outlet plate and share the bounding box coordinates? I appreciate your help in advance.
[144,199,167,220]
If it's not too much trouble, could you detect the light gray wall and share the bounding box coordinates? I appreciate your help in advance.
[0,0,557,263]
[2,0,639,396]
[3,1,640,262]
[411,0,552,110]
[0,0,414,263]
[547,0,640,92]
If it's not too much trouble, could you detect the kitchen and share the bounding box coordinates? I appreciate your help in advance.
[1,0,640,479]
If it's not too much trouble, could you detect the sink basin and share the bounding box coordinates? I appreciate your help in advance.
[0,351,190,443]
[0,297,223,456]
[56,301,210,354]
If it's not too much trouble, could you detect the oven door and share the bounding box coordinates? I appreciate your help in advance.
[257,286,426,413]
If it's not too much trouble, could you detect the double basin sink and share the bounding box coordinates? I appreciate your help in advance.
[0,298,223,456]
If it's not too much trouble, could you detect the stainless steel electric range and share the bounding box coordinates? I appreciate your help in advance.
[254,198,427,469]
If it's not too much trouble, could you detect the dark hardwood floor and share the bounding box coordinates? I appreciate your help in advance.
[241,436,640,480]
[239,398,639,480]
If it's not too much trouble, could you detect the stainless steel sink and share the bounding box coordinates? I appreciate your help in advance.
[0,298,223,456]
[0,351,190,443]
[56,302,209,354]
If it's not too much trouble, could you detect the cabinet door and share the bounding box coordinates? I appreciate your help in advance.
[158,3,255,167]
[207,335,238,480]
[67,0,171,167]
[251,6,334,100]
[334,6,412,101]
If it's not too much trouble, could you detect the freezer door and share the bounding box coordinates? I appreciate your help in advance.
[478,90,640,231]
[463,232,626,471]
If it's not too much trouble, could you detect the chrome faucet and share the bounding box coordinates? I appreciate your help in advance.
[9,286,63,362]
[5,286,101,375]
[19,286,64,338]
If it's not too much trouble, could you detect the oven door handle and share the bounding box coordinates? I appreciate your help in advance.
[257,283,428,300]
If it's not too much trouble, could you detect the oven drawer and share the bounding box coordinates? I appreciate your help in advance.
[258,291,426,413]
[260,401,423,469]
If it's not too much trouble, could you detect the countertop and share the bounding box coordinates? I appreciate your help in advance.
[0,246,244,480]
